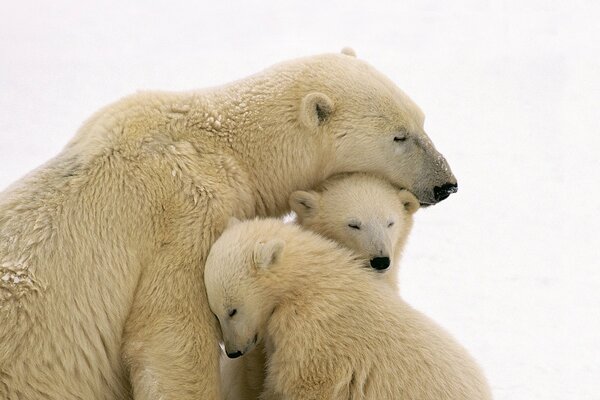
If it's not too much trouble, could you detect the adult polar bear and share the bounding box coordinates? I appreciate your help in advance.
[0,49,456,399]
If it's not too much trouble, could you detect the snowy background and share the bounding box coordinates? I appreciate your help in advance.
[1,1,599,399]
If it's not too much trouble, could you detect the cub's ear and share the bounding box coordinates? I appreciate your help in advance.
[289,191,320,220]
[300,93,334,128]
[253,239,285,269]
[226,217,242,229]
[398,190,420,215]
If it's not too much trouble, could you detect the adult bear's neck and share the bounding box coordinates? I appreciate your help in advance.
[183,71,334,217]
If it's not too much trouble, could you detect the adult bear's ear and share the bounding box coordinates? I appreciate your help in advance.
[253,239,285,269]
[289,191,320,219]
[398,190,420,215]
[340,47,357,57]
[300,93,334,128]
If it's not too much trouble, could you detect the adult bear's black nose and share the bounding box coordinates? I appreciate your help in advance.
[433,183,458,202]
[370,257,390,271]
[227,350,243,359]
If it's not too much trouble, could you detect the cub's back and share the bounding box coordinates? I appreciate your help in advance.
[267,263,491,400]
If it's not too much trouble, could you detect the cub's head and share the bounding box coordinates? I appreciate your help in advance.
[290,174,419,276]
[204,218,285,359]
[295,49,457,206]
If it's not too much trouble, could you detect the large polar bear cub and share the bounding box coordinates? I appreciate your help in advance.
[221,174,419,400]
[0,50,457,399]
[205,218,491,400]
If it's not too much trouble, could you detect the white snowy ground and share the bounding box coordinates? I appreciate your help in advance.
[1,1,599,399]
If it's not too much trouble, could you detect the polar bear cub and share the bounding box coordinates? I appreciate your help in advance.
[206,219,492,400]
[290,173,419,288]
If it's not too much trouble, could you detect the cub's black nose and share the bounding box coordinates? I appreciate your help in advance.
[227,351,243,359]
[433,183,458,202]
[370,257,390,271]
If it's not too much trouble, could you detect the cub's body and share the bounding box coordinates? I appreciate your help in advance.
[205,219,491,400]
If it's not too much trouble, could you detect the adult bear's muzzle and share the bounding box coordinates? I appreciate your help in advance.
[433,182,458,202]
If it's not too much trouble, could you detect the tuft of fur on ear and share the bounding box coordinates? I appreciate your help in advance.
[227,217,242,229]
[398,190,420,215]
[300,93,334,128]
[341,47,357,57]
[253,239,285,269]
[289,191,320,220]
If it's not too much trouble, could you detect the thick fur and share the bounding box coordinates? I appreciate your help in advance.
[205,219,492,400]
[291,173,420,287]
[0,51,456,399]
[221,173,419,399]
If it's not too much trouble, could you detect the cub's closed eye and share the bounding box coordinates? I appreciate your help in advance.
[394,135,407,142]
[228,309,237,317]
[348,224,361,230]
[388,222,394,227]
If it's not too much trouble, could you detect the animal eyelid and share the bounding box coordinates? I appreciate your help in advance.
[394,128,409,142]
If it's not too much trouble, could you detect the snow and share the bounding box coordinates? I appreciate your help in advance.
[1,1,599,398]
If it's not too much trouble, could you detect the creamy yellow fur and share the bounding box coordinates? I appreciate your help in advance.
[221,173,419,399]
[0,50,456,399]
[292,173,420,288]
[205,219,492,400]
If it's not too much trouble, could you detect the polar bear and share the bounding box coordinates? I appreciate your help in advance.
[221,174,419,400]
[205,218,491,400]
[0,50,457,399]
[290,172,420,287]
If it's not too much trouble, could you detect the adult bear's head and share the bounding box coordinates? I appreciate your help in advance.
[292,49,457,206]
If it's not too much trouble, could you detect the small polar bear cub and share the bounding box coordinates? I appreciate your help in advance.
[205,219,492,400]
[290,173,419,288]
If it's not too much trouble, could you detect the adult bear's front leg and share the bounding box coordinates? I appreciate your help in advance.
[122,243,221,400]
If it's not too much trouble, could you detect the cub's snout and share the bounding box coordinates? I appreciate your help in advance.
[370,256,391,271]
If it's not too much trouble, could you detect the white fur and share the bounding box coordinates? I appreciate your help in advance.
[206,219,491,400]
[0,50,455,399]
[291,173,420,287]
[221,173,420,399]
